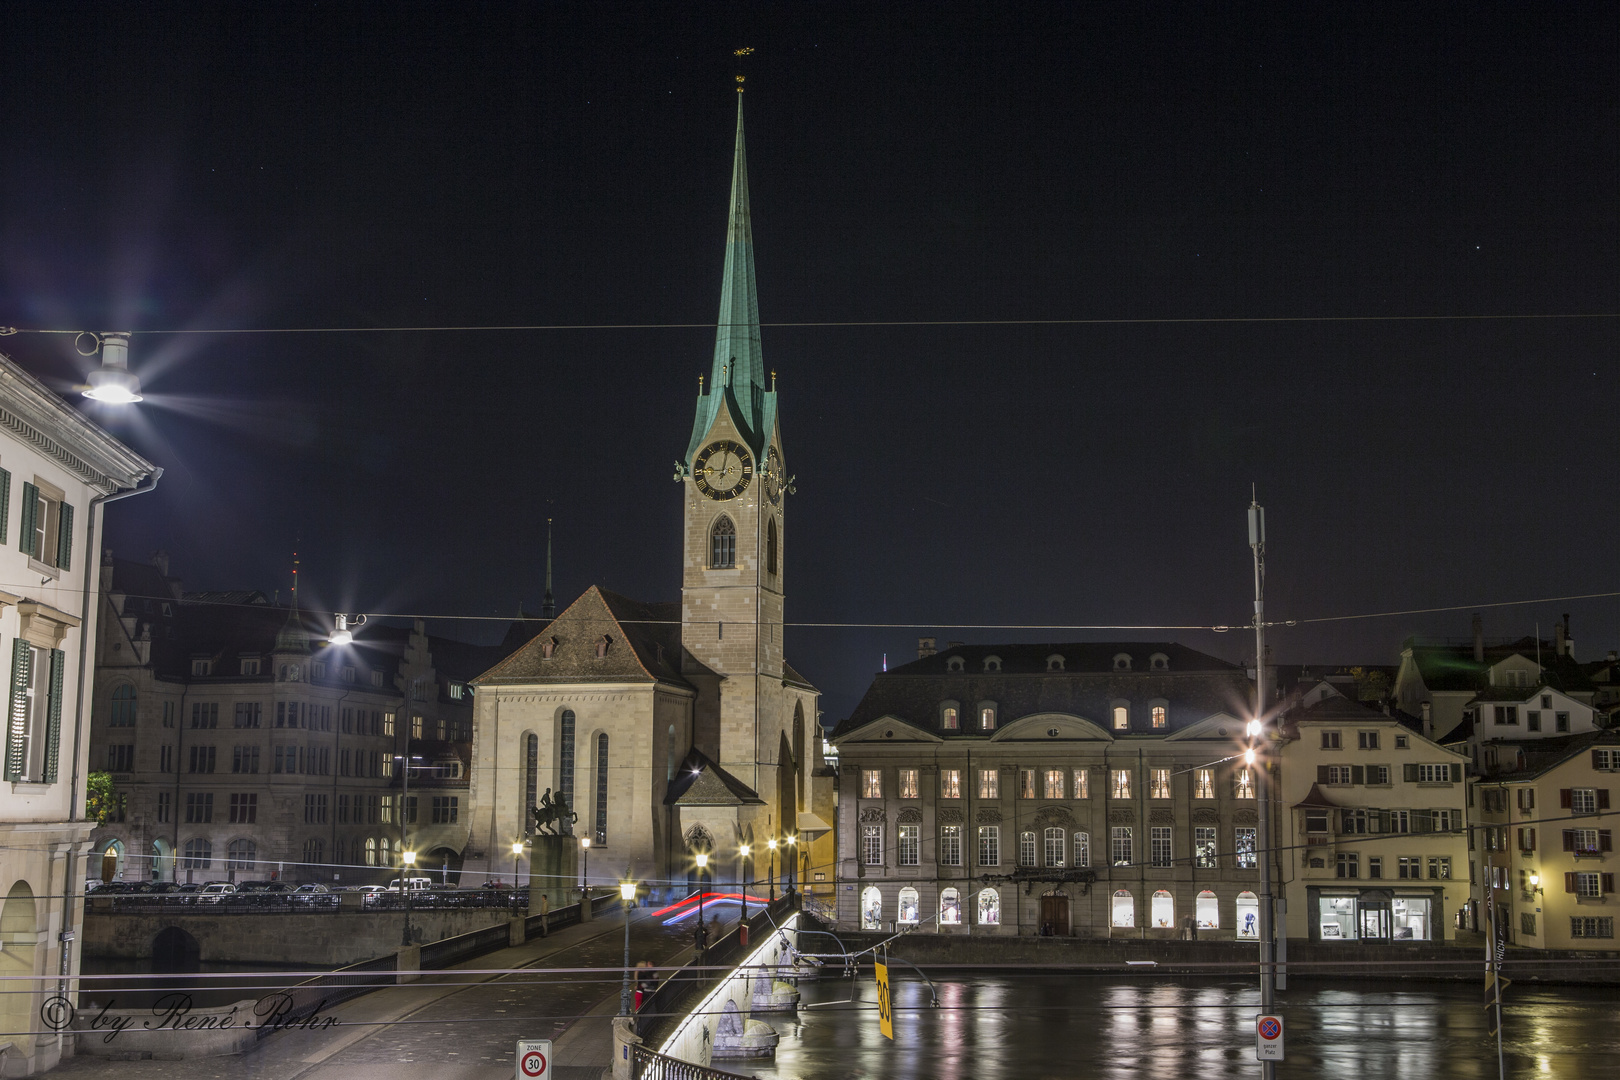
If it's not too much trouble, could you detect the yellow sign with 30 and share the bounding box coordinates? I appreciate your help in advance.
[874,957,893,1041]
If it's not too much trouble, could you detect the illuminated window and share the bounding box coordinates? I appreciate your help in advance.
[1111,769,1132,799]
[940,826,962,866]
[979,769,999,799]
[1019,831,1036,866]
[898,769,919,799]
[1195,827,1217,868]
[1234,769,1255,799]
[940,769,961,799]
[1111,827,1133,866]
[1074,831,1090,866]
[1151,706,1167,729]
[1073,768,1089,799]
[1044,770,1064,799]
[941,706,958,731]
[1150,768,1171,799]
[862,770,882,798]
[1044,828,1066,867]
[1020,769,1036,799]
[1112,706,1129,730]
[1194,768,1214,799]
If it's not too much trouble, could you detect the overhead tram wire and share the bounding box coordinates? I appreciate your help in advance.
[2,311,1617,338]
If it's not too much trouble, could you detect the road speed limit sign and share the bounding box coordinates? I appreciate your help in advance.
[517,1038,552,1078]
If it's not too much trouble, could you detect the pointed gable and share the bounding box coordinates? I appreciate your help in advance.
[665,748,764,806]
[473,586,691,688]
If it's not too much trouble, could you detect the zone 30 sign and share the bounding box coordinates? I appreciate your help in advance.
[517,1038,552,1078]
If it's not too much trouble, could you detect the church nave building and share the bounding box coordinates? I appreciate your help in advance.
[468,95,834,900]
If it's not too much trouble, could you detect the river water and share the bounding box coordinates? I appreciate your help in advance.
[750,974,1620,1079]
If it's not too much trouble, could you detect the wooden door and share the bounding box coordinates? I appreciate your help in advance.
[1039,894,1070,936]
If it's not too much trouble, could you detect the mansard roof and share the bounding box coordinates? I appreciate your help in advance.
[473,586,692,689]
[1476,730,1620,783]
[832,641,1249,740]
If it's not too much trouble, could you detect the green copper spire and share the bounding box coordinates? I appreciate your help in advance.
[685,92,776,466]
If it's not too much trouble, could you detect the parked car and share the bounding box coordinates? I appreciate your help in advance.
[292,883,336,906]
[192,883,237,905]
[348,885,387,907]
[387,876,434,893]
[226,880,296,906]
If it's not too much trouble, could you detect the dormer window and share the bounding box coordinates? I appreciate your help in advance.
[1113,653,1132,672]
[983,656,1002,673]
[239,658,261,676]
[1046,655,1065,672]
[311,662,326,681]
[946,657,965,672]
[191,658,213,677]
[449,683,465,701]
[979,703,997,731]
[341,666,356,683]
[1112,705,1129,730]
[370,670,383,688]
[1150,653,1169,671]
[940,704,960,731]
[279,663,300,682]
[541,636,558,659]
[595,635,612,659]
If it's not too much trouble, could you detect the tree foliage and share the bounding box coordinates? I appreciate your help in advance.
[85,772,118,826]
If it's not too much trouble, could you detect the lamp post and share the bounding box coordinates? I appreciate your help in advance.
[401,849,417,946]
[695,851,709,930]
[785,833,797,892]
[618,878,638,1015]
[580,836,592,908]
[512,841,524,893]
[739,844,751,921]
[766,838,777,901]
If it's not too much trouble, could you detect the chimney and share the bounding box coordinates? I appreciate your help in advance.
[1472,613,1484,663]
[1420,701,1433,739]
[917,637,937,659]
[1563,613,1574,659]
[150,549,170,577]
[1555,618,1567,659]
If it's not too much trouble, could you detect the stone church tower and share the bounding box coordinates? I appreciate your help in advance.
[469,95,832,898]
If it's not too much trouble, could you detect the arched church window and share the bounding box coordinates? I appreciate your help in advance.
[559,710,576,828]
[766,516,778,576]
[524,734,539,833]
[109,684,136,727]
[710,517,736,569]
[594,733,609,846]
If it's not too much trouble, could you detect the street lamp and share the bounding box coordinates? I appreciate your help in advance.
[766,838,777,901]
[512,840,524,892]
[401,849,417,946]
[785,833,797,892]
[581,836,592,907]
[618,878,638,1015]
[739,844,751,921]
[695,851,709,930]
[329,613,366,646]
[81,332,143,404]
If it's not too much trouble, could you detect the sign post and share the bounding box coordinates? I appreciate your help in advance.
[1255,1014,1283,1061]
[517,1038,552,1079]
[874,952,894,1041]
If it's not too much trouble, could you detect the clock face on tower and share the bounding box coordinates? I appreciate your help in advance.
[694,440,754,501]
[764,447,783,505]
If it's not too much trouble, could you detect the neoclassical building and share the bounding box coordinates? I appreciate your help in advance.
[831,641,1267,937]
[469,95,834,898]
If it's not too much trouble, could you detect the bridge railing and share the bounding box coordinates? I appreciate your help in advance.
[633,892,799,1046]
[630,1044,757,1080]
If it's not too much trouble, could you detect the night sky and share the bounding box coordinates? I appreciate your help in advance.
[2,3,1615,724]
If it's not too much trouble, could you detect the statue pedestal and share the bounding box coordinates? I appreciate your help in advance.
[528,834,579,914]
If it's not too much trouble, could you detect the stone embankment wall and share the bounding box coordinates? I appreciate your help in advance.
[83,908,511,965]
[830,930,1620,985]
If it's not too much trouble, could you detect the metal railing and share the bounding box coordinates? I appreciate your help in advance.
[633,893,799,1046]
[419,920,514,969]
[631,1044,758,1080]
[96,889,530,914]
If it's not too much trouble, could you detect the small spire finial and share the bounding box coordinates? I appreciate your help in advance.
[734,46,753,93]
[542,518,556,620]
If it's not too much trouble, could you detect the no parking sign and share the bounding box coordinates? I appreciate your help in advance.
[1255,1014,1284,1061]
[517,1038,552,1078]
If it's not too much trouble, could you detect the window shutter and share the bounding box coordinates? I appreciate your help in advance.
[17,482,37,557]
[1450,763,1463,783]
[1563,830,1576,852]
[3,640,29,781]
[56,502,73,571]
[1597,750,1606,769]
[1604,873,1616,895]
[0,468,10,544]
[1560,788,1573,809]
[1403,763,1418,782]
[42,649,64,783]
[1528,828,1536,851]
[1351,765,1365,785]
[1600,790,1612,810]
[1601,831,1613,853]
[1317,765,1329,783]
[1565,872,1577,893]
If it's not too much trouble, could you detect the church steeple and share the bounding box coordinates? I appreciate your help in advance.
[541,518,555,620]
[684,92,777,467]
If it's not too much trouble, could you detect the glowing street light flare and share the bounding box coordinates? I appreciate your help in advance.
[82,332,144,403]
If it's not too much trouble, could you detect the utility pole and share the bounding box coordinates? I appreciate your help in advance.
[1249,492,1277,1080]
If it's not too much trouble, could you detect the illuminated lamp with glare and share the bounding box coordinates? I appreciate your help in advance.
[82,332,143,404]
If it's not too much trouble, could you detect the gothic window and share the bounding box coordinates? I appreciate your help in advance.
[524,734,539,831]
[710,516,737,569]
[559,710,576,827]
[766,516,778,576]
[302,839,323,865]
[594,733,609,846]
